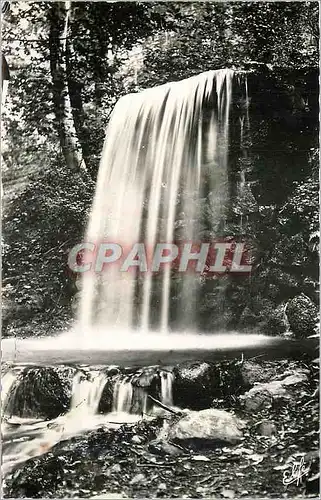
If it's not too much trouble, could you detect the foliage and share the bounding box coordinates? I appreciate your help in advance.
[2,157,94,335]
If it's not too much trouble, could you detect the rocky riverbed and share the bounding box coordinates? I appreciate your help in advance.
[2,358,319,499]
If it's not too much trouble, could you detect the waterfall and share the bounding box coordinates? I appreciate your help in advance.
[79,69,234,333]
[112,377,133,413]
[160,371,174,406]
[70,370,107,416]
[1,370,19,415]
[111,370,174,414]
[1,366,173,424]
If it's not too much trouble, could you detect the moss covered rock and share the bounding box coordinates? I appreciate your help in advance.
[286,293,318,338]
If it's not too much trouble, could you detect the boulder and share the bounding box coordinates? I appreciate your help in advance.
[131,366,162,413]
[165,408,245,447]
[98,366,124,413]
[173,360,244,410]
[286,294,318,338]
[131,366,160,388]
[240,370,308,411]
[5,366,75,419]
[240,360,280,387]
[53,366,77,391]
[98,375,119,413]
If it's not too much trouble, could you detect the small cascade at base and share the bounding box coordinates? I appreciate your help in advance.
[111,370,174,415]
[70,370,108,416]
[112,377,134,413]
[1,369,20,415]
[160,371,174,406]
[1,365,175,475]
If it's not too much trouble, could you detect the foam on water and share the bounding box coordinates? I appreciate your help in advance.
[2,328,285,371]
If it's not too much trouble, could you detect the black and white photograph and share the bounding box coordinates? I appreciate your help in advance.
[1,1,319,498]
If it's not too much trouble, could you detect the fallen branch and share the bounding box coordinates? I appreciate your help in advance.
[147,395,181,415]
[168,440,189,452]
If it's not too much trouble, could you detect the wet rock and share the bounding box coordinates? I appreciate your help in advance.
[131,366,160,388]
[98,375,118,413]
[99,366,163,414]
[5,366,74,419]
[105,366,121,377]
[173,362,216,409]
[165,408,245,447]
[53,365,77,390]
[286,293,318,338]
[173,360,244,410]
[131,385,149,414]
[240,370,308,411]
[131,366,163,411]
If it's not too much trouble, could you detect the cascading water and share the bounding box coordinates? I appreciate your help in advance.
[69,370,108,417]
[1,370,19,415]
[2,68,281,364]
[2,70,288,475]
[160,371,174,406]
[1,366,175,474]
[79,69,234,333]
[112,377,134,413]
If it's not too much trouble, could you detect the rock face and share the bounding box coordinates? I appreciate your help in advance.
[173,361,244,410]
[98,370,120,413]
[240,370,309,411]
[286,294,318,338]
[166,408,245,447]
[5,366,74,419]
